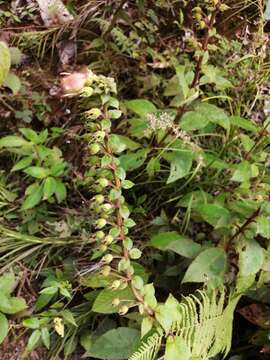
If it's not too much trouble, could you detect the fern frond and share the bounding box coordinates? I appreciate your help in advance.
[130,289,240,360]
[129,330,163,360]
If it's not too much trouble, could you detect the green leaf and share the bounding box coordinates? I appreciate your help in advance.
[88,327,140,360]
[230,116,258,132]
[0,41,11,85]
[3,72,21,94]
[257,216,270,238]
[180,111,209,131]
[35,293,54,311]
[196,204,231,228]
[61,310,77,327]
[19,128,39,143]
[125,99,157,117]
[92,287,135,314]
[43,177,57,200]
[26,329,41,352]
[0,313,9,344]
[195,103,230,131]
[0,293,27,314]
[120,149,149,171]
[41,327,50,349]
[150,231,201,258]
[237,239,264,277]
[143,283,157,309]
[182,248,227,284]
[231,161,252,183]
[164,335,190,360]
[23,318,40,329]
[0,272,16,295]
[24,166,49,179]
[0,135,28,148]
[54,179,67,203]
[109,135,140,153]
[177,190,213,208]
[166,151,193,184]
[9,47,23,65]
[22,184,43,210]
[11,156,33,172]
[155,295,181,333]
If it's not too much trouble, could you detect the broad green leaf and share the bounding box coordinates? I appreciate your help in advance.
[164,335,190,360]
[80,331,93,352]
[196,204,231,228]
[3,73,21,94]
[23,318,40,329]
[195,103,230,131]
[237,239,264,277]
[26,329,41,351]
[54,179,67,203]
[0,293,27,314]
[120,149,149,171]
[155,295,181,333]
[80,273,116,288]
[88,327,140,360]
[180,111,209,131]
[150,231,201,258]
[143,283,157,309]
[0,41,11,85]
[125,99,157,117]
[0,272,16,295]
[11,156,33,172]
[19,128,39,143]
[182,248,227,284]
[61,310,77,327]
[231,161,252,183]
[109,134,140,153]
[166,151,193,184]
[9,47,23,65]
[35,293,54,311]
[0,313,8,344]
[230,116,258,132]
[22,184,43,210]
[92,287,135,314]
[0,135,28,147]
[24,166,49,179]
[257,216,270,238]
[177,190,213,208]
[41,327,50,349]
[43,177,57,200]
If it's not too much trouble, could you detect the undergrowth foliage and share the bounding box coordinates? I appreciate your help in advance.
[1,0,270,359]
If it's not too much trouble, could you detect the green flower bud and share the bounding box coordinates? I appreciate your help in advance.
[96,218,107,229]
[104,235,114,245]
[112,298,120,307]
[96,231,105,240]
[101,265,111,276]
[119,305,129,315]
[102,254,113,263]
[94,194,105,204]
[98,178,109,188]
[89,143,101,155]
[102,203,113,212]
[111,280,121,290]
[99,244,107,252]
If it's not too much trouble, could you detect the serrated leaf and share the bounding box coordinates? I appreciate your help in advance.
[182,247,227,284]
